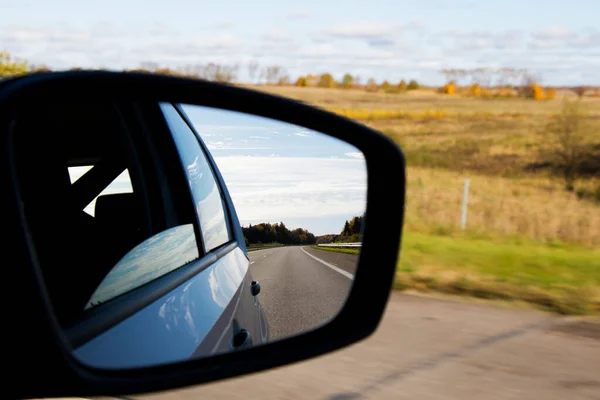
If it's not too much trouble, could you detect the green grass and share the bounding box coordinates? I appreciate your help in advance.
[310,245,360,255]
[396,231,600,315]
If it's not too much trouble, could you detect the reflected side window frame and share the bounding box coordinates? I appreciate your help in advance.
[158,102,233,254]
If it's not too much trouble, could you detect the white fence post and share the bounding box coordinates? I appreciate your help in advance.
[461,178,470,229]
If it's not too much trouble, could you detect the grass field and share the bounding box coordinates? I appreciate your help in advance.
[258,85,600,314]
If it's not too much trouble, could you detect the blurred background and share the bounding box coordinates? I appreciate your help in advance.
[3,0,598,398]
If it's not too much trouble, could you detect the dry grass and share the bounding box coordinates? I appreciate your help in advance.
[250,85,600,116]
[252,86,600,247]
[404,167,600,246]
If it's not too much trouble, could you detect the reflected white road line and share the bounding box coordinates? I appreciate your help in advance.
[300,247,354,280]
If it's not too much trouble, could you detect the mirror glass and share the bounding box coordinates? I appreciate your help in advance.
[10,100,367,369]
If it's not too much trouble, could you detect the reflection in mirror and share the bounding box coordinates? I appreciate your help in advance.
[10,100,366,370]
[181,104,368,343]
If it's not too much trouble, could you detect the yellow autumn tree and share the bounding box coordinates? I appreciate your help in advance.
[295,76,308,87]
[398,80,408,91]
[380,80,391,91]
[465,83,482,97]
[532,85,545,100]
[318,73,336,88]
[441,81,456,94]
[0,51,28,77]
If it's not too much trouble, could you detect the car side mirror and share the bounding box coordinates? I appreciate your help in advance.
[0,71,405,399]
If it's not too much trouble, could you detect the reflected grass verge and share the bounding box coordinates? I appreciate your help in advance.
[247,242,286,252]
[395,232,600,315]
[310,246,360,255]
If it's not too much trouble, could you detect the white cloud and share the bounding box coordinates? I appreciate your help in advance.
[261,27,295,43]
[345,152,364,159]
[323,22,402,40]
[286,10,313,20]
[213,156,367,225]
[533,26,576,41]
[529,26,600,50]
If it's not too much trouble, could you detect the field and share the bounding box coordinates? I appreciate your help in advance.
[256,85,600,314]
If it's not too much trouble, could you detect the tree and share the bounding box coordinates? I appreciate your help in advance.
[540,99,589,191]
[465,83,482,97]
[398,80,408,91]
[365,78,378,92]
[339,215,364,242]
[295,76,308,87]
[380,80,391,91]
[242,221,316,245]
[407,79,419,90]
[263,66,283,85]
[573,86,586,98]
[0,52,28,76]
[318,73,335,88]
[248,60,259,83]
[341,73,354,88]
[441,81,456,94]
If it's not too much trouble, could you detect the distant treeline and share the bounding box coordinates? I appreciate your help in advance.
[316,215,364,244]
[1,51,597,97]
[243,222,316,246]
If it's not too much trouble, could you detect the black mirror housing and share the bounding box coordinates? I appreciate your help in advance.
[0,71,405,398]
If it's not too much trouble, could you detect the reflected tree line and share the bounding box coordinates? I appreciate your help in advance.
[242,215,364,246]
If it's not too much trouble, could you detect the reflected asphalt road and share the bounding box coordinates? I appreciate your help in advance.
[248,246,358,341]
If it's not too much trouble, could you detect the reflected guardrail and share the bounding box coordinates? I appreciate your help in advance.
[317,242,362,248]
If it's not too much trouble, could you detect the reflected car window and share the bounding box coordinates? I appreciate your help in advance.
[86,224,199,309]
[160,103,231,252]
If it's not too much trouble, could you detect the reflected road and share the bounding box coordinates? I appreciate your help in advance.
[249,246,357,340]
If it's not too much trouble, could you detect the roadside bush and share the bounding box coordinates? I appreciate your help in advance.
[365,78,378,92]
[540,99,590,190]
[295,76,307,87]
[318,73,335,88]
[407,79,419,90]
[465,83,482,97]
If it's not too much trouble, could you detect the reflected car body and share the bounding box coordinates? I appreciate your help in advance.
[74,245,268,368]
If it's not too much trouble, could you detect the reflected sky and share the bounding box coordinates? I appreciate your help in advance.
[182,105,367,235]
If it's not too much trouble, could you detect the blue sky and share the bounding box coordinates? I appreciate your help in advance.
[2,0,599,85]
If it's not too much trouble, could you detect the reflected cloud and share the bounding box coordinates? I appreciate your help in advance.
[345,152,364,159]
[213,156,367,234]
